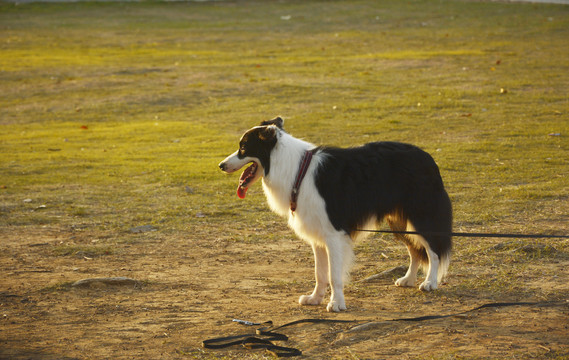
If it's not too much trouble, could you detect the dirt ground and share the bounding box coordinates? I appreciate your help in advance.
[1,223,568,360]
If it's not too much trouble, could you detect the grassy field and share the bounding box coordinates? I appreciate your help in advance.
[1,0,568,359]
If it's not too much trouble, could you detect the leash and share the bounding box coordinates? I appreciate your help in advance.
[355,229,569,239]
[381,301,564,322]
[203,318,356,357]
[202,318,355,357]
[202,301,567,357]
[287,150,568,240]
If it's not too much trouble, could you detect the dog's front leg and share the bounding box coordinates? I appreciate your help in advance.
[325,235,352,312]
[299,243,328,306]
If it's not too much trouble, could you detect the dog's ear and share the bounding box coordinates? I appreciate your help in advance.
[259,125,277,142]
[260,116,284,129]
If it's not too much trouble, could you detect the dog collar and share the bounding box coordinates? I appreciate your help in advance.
[290,150,313,212]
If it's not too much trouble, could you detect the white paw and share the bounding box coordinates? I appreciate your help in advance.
[419,280,437,292]
[326,300,347,312]
[395,276,416,287]
[299,294,324,306]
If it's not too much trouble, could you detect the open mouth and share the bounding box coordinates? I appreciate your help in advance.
[237,162,258,199]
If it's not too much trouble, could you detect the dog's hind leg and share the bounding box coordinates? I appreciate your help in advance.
[388,215,420,287]
[418,246,440,291]
[325,233,353,312]
[405,220,440,291]
[395,245,420,287]
[299,243,329,306]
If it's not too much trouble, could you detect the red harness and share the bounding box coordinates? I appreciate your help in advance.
[290,150,313,212]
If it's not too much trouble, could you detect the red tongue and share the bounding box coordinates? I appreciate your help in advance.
[237,186,247,199]
[237,163,257,199]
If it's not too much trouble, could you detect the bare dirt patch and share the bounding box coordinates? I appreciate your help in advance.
[1,225,568,359]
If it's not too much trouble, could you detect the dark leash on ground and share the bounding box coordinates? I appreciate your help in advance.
[202,300,568,357]
[202,318,354,357]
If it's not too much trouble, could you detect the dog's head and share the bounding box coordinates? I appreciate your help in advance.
[218,117,284,198]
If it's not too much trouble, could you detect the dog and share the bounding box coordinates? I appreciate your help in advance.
[219,117,452,312]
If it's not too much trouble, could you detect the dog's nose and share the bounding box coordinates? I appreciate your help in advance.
[219,162,226,171]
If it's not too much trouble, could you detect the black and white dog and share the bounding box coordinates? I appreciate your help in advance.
[219,117,452,312]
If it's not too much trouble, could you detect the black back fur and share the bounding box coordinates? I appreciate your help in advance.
[314,142,452,258]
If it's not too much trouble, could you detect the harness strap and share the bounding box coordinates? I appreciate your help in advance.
[290,150,313,212]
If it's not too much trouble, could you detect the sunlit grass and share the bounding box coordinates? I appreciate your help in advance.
[0,1,568,302]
